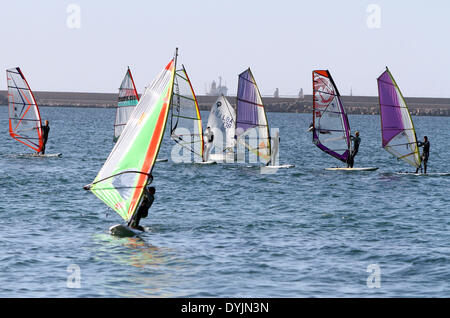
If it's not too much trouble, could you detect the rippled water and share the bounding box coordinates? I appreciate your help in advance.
[0,105,449,297]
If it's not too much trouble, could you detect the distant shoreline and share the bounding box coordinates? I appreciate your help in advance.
[1,90,450,116]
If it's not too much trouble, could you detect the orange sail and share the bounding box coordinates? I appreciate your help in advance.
[7,67,43,152]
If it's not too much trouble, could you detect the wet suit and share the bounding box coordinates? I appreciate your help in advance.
[204,128,214,162]
[266,134,280,166]
[40,124,50,155]
[128,188,154,231]
[347,135,360,168]
[416,140,430,174]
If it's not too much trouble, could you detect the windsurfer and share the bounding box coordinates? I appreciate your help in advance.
[39,120,50,155]
[203,126,214,162]
[347,131,360,168]
[266,131,280,166]
[128,186,155,231]
[415,136,430,174]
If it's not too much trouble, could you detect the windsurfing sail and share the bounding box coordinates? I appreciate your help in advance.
[377,67,421,168]
[6,67,43,152]
[312,70,351,163]
[86,57,176,222]
[114,67,140,141]
[235,68,271,162]
[206,95,236,153]
[170,65,204,159]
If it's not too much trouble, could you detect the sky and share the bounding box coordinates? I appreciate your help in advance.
[1,0,449,97]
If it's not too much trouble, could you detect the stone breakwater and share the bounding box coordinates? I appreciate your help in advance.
[1,91,449,116]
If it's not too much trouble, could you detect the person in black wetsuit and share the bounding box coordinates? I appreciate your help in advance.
[203,126,214,162]
[39,120,50,155]
[415,136,430,174]
[347,131,360,168]
[128,186,155,231]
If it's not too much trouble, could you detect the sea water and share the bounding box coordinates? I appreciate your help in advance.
[0,106,448,297]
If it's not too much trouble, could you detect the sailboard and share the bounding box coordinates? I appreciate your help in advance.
[377,67,421,169]
[114,67,140,141]
[109,224,146,237]
[235,68,271,164]
[325,167,378,171]
[6,67,44,153]
[84,51,177,235]
[206,95,236,162]
[170,65,204,162]
[395,172,450,176]
[312,70,351,163]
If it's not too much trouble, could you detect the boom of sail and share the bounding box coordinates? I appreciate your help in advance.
[114,67,140,141]
[377,67,421,168]
[6,67,43,152]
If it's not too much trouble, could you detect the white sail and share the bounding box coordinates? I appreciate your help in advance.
[206,95,236,154]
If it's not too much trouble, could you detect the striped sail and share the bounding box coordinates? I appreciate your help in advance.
[235,68,271,162]
[114,67,140,141]
[206,95,236,152]
[312,70,351,163]
[377,67,421,168]
[6,67,43,152]
[88,58,176,221]
[170,65,204,160]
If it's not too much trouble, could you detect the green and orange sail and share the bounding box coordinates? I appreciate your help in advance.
[86,53,177,222]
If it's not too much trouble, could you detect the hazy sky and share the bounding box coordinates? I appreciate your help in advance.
[1,0,449,97]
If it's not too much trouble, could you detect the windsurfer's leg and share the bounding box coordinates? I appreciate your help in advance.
[206,142,213,161]
[41,139,47,155]
[348,153,354,168]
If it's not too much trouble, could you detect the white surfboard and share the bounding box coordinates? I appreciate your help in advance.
[109,224,144,237]
[33,153,62,158]
[396,172,450,176]
[196,160,217,165]
[264,164,295,169]
[20,153,62,158]
[155,158,168,162]
[325,167,379,171]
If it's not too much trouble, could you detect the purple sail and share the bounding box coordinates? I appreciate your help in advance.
[236,68,265,135]
[235,68,271,162]
[377,70,404,147]
[377,67,421,168]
